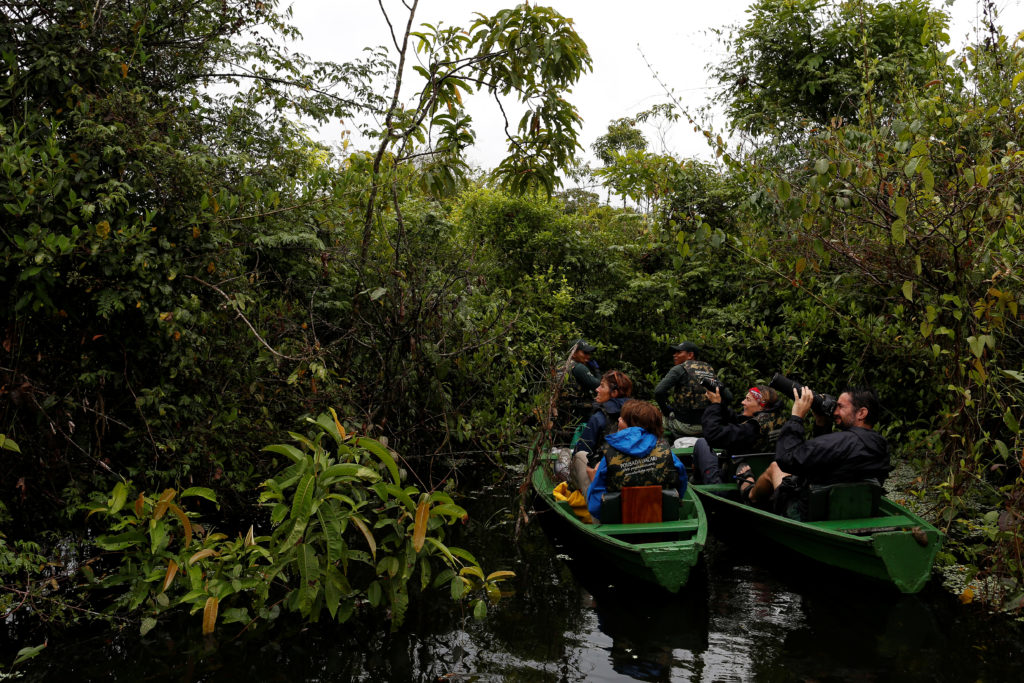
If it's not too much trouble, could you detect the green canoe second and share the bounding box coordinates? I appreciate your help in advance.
[531,455,707,593]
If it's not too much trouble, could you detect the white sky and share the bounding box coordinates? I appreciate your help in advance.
[286,0,1024,170]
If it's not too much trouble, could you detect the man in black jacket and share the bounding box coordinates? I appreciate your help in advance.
[737,386,891,517]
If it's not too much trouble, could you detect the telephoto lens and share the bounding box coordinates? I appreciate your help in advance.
[769,373,804,398]
[769,373,837,417]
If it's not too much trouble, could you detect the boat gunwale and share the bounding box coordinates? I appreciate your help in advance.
[691,482,942,542]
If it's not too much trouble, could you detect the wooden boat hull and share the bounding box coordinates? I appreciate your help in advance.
[531,456,707,593]
[692,482,944,593]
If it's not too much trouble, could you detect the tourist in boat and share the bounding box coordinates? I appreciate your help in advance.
[586,400,687,522]
[737,386,891,519]
[569,370,632,491]
[691,384,786,483]
[653,341,724,438]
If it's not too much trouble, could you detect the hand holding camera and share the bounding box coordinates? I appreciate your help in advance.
[699,376,725,403]
[790,385,814,418]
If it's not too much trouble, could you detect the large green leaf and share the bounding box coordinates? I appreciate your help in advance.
[290,473,316,523]
[108,482,129,515]
[316,502,346,566]
[355,437,401,483]
[179,487,218,504]
[320,463,379,483]
[298,544,321,613]
[94,530,145,551]
[262,444,307,464]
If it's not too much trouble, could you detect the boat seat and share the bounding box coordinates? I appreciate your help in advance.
[806,480,883,521]
[601,487,680,524]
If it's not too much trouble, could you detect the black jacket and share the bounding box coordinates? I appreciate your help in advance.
[775,416,891,485]
[701,402,784,454]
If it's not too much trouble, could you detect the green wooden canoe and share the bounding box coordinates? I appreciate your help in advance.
[530,454,707,593]
[679,451,944,593]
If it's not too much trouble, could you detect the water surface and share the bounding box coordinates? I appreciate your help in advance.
[11,468,1023,681]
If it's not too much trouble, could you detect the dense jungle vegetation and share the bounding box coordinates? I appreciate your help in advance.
[2,0,1023,661]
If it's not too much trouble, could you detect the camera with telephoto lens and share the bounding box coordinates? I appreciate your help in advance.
[699,376,726,394]
[769,373,838,417]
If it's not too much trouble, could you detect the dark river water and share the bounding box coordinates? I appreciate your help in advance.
[11,465,1024,681]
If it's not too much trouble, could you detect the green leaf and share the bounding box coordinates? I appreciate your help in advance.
[271,503,289,525]
[367,580,382,607]
[316,503,345,566]
[428,503,468,521]
[995,440,1010,460]
[13,642,47,666]
[0,434,21,453]
[263,444,307,464]
[448,546,479,565]
[423,536,457,564]
[814,158,829,175]
[920,167,934,192]
[298,543,321,595]
[776,179,791,201]
[355,437,401,484]
[892,196,908,218]
[383,483,417,511]
[108,482,129,515]
[94,530,145,551]
[323,564,345,619]
[291,473,316,524]
[891,219,906,244]
[901,281,913,302]
[350,516,377,559]
[967,335,986,359]
[180,487,218,505]
[975,164,989,187]
[320,463,379,482]
[419,557,432,591]
[1001,369,1024,382]
[377,555,400,577]
[472,598,488,620]
[140,617,157,636]
[1004,408,1020,434]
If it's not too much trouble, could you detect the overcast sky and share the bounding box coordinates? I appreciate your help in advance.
[286,0,1024,170]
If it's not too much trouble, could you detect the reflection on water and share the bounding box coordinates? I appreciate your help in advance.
[10,469,1024,681]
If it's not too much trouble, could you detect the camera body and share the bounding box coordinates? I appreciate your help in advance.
[769,373,838,418]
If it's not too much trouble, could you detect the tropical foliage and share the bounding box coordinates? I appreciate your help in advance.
[3,0,1024,659]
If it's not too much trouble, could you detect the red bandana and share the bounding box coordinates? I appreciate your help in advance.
[748,387,767,408]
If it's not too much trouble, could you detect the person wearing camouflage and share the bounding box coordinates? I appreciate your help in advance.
[653,341,720,437]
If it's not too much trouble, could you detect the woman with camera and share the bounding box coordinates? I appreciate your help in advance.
[691,384,785,483]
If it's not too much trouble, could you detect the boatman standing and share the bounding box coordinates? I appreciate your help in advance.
[653,341,722,439]
[568,339,601,393]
